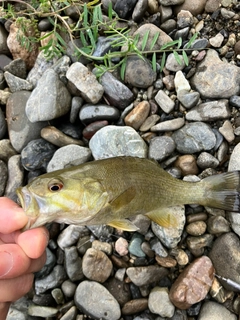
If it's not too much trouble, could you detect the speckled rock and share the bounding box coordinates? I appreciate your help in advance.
[154,90,175,113]
[148,287,175,317]
[148,136,175,162]
[186,100,230,121]
[89,125,148,160]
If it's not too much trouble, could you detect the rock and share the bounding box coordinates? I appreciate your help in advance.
[4,71,33,92]
[41,126,84,147]
[89,125,148,160]
[0,24,10,55]
[92,240,112,255]
[148,136,175,162]
[186,100,231,121]
[186,221,207,236]
[228,142,240,171]
[160,0,184,5]
[151,205,186,248]
[175,154,199,176]
[148,287,175,317]
[186,234,214,251]
[79,103,120,124]
[122,298,148,315]
[4,155,24,202]
[219,120,235,143]
[165,53,186,71]
[100,71,134,109]
[82,120,109,139]
[64,246,84,282]
[177,90,200,109]
[169,256,214,309]
[57,225,89,250]
[177,10,194,28]
[150,237,168,257]
[115,237,129,256]
[34,247,56,279]
[191,49,240,99]
[0,107,7,139]
[207,216,230,234]
[209,232,240,291]
[74,280,121,320]
[132,0,148,22]
[66,62,104,104]
[126,265,168,286]
[154,90,175,113]
[128,233,146,258]
[151,117,185,132]
[155,255,177,268]
[209,32,224,47]
[46,145,91,172]
[21,138,57,171]
[114,0,138,18]
[6,91,47,152]
[124,56,157,88]
[139,114,160,132]
[172,122,216,153]
[0,139,18,163]
[104,277,132,307]
[82,248,113,283]
[26,69,71,122]
[0,160,8,196]
[197,152,219,169]
[28,305,58,318]
[174,0,207,15]
[124,101,150,130]
[198,301,237,320]
[70,96,83,123]
[61,280,77,299]
[92,36,120,58]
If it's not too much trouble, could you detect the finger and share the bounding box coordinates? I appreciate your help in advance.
[27,251,47,274]
[0,244,30,279]
[0,273,34,302]
[0,302,11,319]
[0,197,28,233]
[16,227,49,259]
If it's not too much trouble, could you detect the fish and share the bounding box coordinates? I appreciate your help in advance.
[16,156,240,231]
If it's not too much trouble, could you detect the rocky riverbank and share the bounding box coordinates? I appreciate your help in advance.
[2,0,240,319]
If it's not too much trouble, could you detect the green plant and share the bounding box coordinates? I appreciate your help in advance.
[0,0,199,79]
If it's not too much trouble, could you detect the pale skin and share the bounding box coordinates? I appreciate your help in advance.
[0,197,48,319]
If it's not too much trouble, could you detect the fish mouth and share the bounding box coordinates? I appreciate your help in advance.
[16,187,33,212]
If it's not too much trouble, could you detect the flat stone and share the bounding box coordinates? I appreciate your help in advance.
[154,90,175,113]
[124,101,150,130]
[148,136,175,162]
[151,117,185,132]
[219,120,235,143]
[139,114,160,132]
[197,152,219,169]
[79,103,120,125]
[28,305,58,318]
[66,62,104,104]
[89,125,148,160]
[122,299,148,315]
[126,265,168,286]
[207,215,230,234]
[169,256,214,309]
[41,126,84,147]
[4,71,33,92]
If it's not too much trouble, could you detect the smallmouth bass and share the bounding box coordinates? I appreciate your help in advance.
[17,157,240,231]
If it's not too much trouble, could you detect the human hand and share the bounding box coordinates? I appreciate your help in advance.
[0,197,48,319]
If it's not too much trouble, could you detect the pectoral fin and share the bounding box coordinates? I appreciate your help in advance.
[109,186,136,211]
[108,219,139,231]
[145,208,178,228]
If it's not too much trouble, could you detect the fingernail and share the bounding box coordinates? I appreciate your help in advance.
[0,251,13,277]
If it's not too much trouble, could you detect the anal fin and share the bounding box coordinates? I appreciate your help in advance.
[108,219,139,231]
[145,208,178,228]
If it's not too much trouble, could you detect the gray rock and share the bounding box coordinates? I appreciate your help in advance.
[165,53,186,71]
[172,122,216,153]
[209,232,240,292]
[219,120,235,143]
[228,142,240,171]
[0,139,18,162]
[151,205,185,248]
[57,224,89,250]
[229,95,240,108]
[160,0,184,5]
[35,265,68,294]
[198,301,237,320]
[197,152,219,169]
[100,71,134,109]
[70,96,83,123]
[66,62,104,104]
[155,90,175,113]
[177,9,194,28]
[148,136,175,162]
[74,280,121,320]
[227,212,240,237]
[6,91,48,152]
[26,69,71,122]
[4,155,24,202]
[35,247,56,279]
[148,287,175,318]
[0,160,7,196]
[128,233,146,258]
[6,308,26,320]
[4,58,27,79]
[151,117,185,132]
[79,103,120,124]
[47,145,91,172]
[186,100,230,121]
[0,107,7,139]
[150,237,168,257]
[28,305,58,317]
[4,71,33,92]
[139,114,160,132]
[132,0,148,22]
[126,265,168,286]
[64,246,84,282]
[191,49,240,99]
[114,0,138,18]
[207,216,230,234]
[89,125,148,160]
[92,36,120,58]
[125,55,157,88]
[0,24,10,54]
[177,90,200,109]
[61,280,77,299]
[59,306,78,320]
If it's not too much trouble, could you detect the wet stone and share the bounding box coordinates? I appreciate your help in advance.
[169,256,214,309]
[74,280,121,320]
[79,103,120,124]
[148,287,175,317]
[148,136,175,162]
[21,139,57,171]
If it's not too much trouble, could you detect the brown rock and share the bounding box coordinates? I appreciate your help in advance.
[175,154,199,176]
[124,101,150,130]
[121,299,148,315]
[186,221,207,236]
[174,0,207,15]
[104,278,131,307]
[41,126,84,147]
[82,120,109,139]
[155,255,177,268]
[169,256,214,309]
[82,248,113,283]
[234,40,240,55]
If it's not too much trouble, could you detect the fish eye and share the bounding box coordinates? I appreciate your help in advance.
[48,179,64,192]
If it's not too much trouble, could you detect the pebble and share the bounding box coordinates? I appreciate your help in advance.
[177,10,194,28]
[197,152,219,169]
[172,122,216,153]
[46,145,92,172]
[100,71,134,109]
[66,62,104,104]
[139,114,160,131]
[6,91,47,152]
[124,56,157,88]
[4,155,24,202]
[178,90,200,109]
[150,237,168,257]
[207,215,230,234]
[186,221,207,236]
[0,160,7,196]
[64,246,84,282]
[35,247,56,279]
[4,71,33,92]
[228,142,240,171]
[70,96,83,123]
[122,298,148,315]
[165,53,186,71]
[26,68,71,122]
[174,0,208,15]
[154,90,175,113]
[191,49,240,99]
[174,70,191,94]
[60,306,78,320]
[209,32,224,47]
[61,280,77,299]
[186,99,230,121]
[126,265,168,287]
[230,95,240,108]
[41,126,84,147]
[132,0,148,22]
[79,103,120,124]
[124,101,150,130]
[148,136,175,162]
[155,255,177,268]
[57,225,89,250]
[74,280,121,320]
[21,138,57,171]
[187,234,214,251]
[151,117,185,132]
[28,305,58,317]
[169,256,214,309]
[148,287,175,317]
[219,120,235,143]
[151,205,186,248]
[82,248,113,282]
[198,301,237,320]
[170,248,189,266]
[82,120,109,139]
[174,154,199,176]
[89,125,148,160]
[115,237,129,256]
[128,233,145,258]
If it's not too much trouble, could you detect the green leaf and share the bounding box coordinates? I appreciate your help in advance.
[83,3,88,28]
[160,39,181,50]
[150,31,159,50]
[87,28,96,49]
[177,37,182,49]
[160,52,166,72]
[182,50,189,66]
[173,50,181,65]
[80,32,88,47]
[152,52,157,72]
[120,57,127,80]
[142,30,149,51]
[185,32,198,49]
[108,1,113,20]
[55,32,67,47]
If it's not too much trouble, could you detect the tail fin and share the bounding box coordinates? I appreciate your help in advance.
[201,171,240,212]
